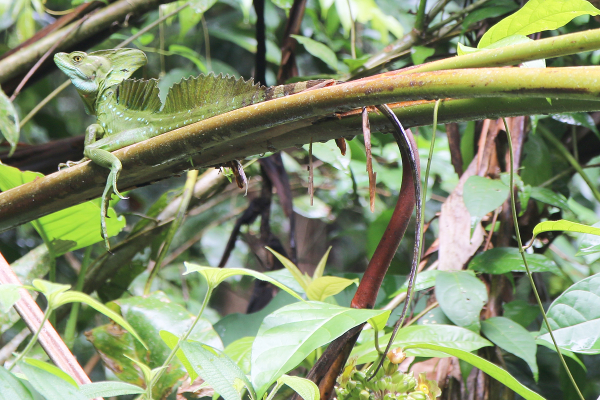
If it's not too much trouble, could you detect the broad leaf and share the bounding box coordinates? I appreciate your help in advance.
[181,341,256,400]
[19,361,85,400]
[479,0,600,48]
[531,220,600,242]
[468,247,560,275]
[503,300,540,328]
[224,336,254,374]
[0,366,36,400]
[0,164,125,255]
[160,330,198,382]
[279,375,319,400]
[403,344,546,400]
[529,187,570,210]
[78,381,145,398]
[291,35,339,71]
[184,263,303,300]
[305,276,358,301]
[351,324,492,363]
[463,176,509,218]
[313,246,332,279]
[435,271,488,328]
[538,273,600,354]
[389,269,439,297]
[481,317,538,381]
[251,301,388,397]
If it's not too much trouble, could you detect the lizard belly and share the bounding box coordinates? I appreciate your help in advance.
[89,127,161,152]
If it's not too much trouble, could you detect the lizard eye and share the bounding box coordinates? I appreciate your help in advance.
[73,55,82,62]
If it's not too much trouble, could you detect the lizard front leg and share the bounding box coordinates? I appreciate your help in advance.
[84,124,128,250]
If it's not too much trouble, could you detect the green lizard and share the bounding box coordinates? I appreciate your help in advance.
[54,48,333,250]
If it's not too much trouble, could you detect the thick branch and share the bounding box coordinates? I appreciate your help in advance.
[1,68,600,232]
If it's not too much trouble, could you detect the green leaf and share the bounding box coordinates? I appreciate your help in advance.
[168,44,207,73]
[160,330,198,382]
[531,219,600,241]
[313,246,332,279]
[184,263,303,300]
[351,324,492,364]
[535,339,586,371]
[0,366,36,400]
[181,341,256,400]
[305,276,358,301]
[462,2,519,30]
[251,301,387,398]
[291,35,339,71]
[278,375,319,400]
[123,355,154,386]
[266,247,311,291]
[0,284,20,313]
[468,247,560,275]
[19,360,85,400]
[578,221,600,256]
[479,0,600,48]
[481,317,538,381]
[538,273,600,354]
[410,46,435,65]
[402,344,546,400]
[78,381,145,398]
[0,164,125,255]
[503,300,540,328]
[0,87,18,156]
[389,269,439,297]
[435,271,487,327]
[529,187,570,210]
[51,290,148,350]
[463,176,509,219]
[224,336,254,374]
[551,112,600,138]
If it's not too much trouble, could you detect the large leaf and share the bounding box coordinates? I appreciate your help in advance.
[19,361,85,400]
[538,273,600,354]
[403,344,546,400]
[463,176,509,218]
[529,187,570,210]
[0,164,125,255]
[531,219,600,242]
[181,341,256,400]
[0,366,36,400]
[479,0,600,48]
[224,336,254,374]
[78,382,145,398]
[389,269,439,297]
[435,271,488,328]
[350,324,492,363]
[291,35,339,71]
[481,317,538,381]
[251,301,388,397]
[468,247,560,275]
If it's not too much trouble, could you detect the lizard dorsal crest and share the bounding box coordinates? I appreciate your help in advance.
[162,73,264,114]
[116,79,162,112]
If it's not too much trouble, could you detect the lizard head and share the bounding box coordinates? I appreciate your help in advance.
[54,49,147,114]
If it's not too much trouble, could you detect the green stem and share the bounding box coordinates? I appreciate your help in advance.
[148,286,213,390]
[144,170,198,294]
[426,0,491,33]
[537,124,600,203]
[503,118,584,400]
[64,245,93,347]
[264,381,284,400]
[7,306,52,371]
[414,0,428,33]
